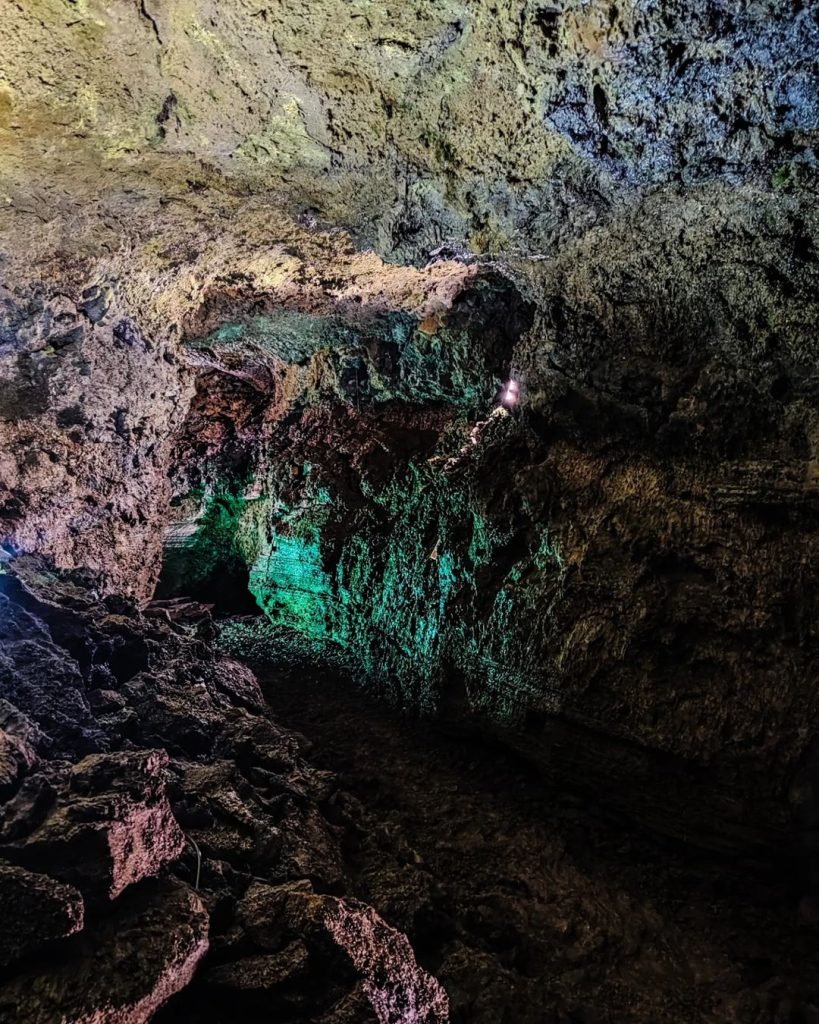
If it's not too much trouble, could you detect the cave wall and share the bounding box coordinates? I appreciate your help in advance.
[3,1,817,261]
[1,0,819,858]
[0,198,486,599]
[0,282,190,600]
[166,365,819,852]
[159,199,819,851]
[162,274,538,712]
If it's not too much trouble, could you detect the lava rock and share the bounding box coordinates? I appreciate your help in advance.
[0,879,208,1024]
[0,862,83,968]
[0,702,41,798]
[169,760,282,872]
[0,637,106,756]
[0,559,448,1021]
[0,749,185,902]
[239,881,450,1024]
[204,941,310,1010]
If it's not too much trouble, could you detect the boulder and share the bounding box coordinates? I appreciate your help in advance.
[317,895,450,1024]
[169,760,282,873]
[0,563,446,1021]
[237,881,449,1024]
[0,862,83,967]
[0,640,106,756]
[1,749,185,901]
[203,941,311,1013]
[0,880,209,1024]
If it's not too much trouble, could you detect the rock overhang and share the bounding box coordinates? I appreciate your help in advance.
[0,0,817,899]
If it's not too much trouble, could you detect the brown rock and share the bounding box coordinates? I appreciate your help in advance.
[235,879,308,949]
[0,862,83,967]
[0,700,43,797]
[2,749,185,901]
[316,985,381,1024]
[208,940,309,988]
[241,881,449,1024]
[171,760,282,871]
[318,896,449,1024]
[0,879,209,1024]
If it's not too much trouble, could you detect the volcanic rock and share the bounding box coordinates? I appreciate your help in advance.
[0,879,209,1024]
[234,880,450,1024]
[1,2,819,1020]
[0,560,445,1022]
[0,749,185,902]
[0,862,83,968]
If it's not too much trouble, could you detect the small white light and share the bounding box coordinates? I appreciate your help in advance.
[501,379,519,406]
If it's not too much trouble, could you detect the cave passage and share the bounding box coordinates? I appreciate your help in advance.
[2,2,819,1020]
[156,633,819,1024]
[156,272,549,725]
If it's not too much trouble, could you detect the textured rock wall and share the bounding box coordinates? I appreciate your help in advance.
[0,283,189,599]
[167,372,819,856]
[0,198,487,599]
[2,0,818,862]
[3,1,816,259]
[155,197,819,858]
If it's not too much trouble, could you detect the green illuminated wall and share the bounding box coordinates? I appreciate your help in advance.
[186,272,530,415]
[167,273,549,717]
[203,413,562,718]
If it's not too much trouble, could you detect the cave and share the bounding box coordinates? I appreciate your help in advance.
[1,3,818,1023]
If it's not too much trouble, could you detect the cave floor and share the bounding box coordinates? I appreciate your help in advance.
[252,656,819,1024]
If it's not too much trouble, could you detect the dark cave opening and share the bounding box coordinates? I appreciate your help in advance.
[154,533,260,617]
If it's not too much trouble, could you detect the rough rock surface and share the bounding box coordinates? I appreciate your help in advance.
[0,208,487,600]
[0,559,446,1022]
[1,3,817,809]
[0,880,209,1024]
[0,747,186,902]
[320,895,450,1024]
[0,862,83,968]
[168,304,817,867]
[247,882,450,1024]
[1,1,817,258]
[1,2,819,1020]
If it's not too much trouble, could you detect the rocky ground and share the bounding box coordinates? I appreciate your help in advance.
[247,636,819,1024]
[3,563,818,1023]
[0,560,447,1023]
